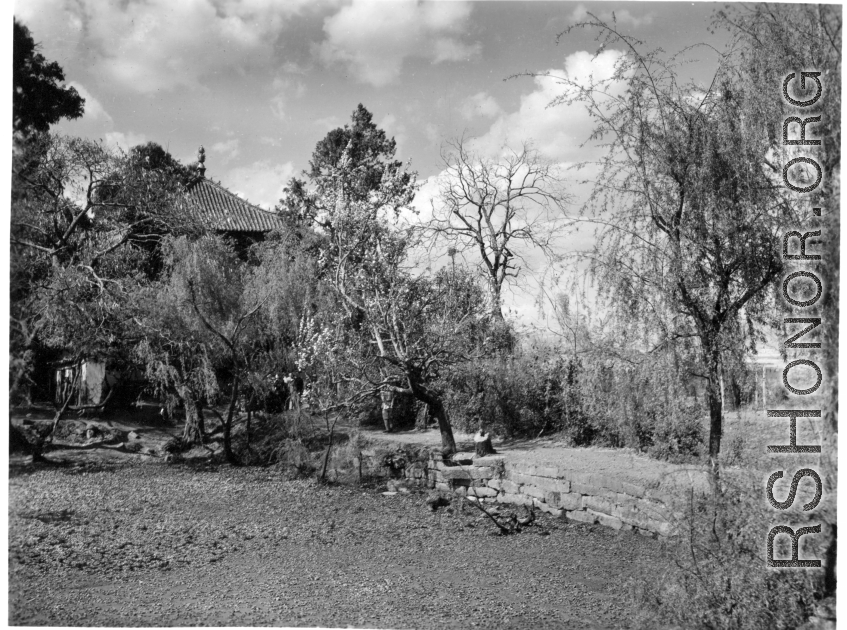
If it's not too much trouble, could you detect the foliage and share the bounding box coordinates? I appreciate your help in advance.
[13,20,84,137]
[444,342,704,459]
[637,477,823,629]
[281,103,410,227]
[553,16,810,472]
[10,134,192,404]
[131,235,265,454]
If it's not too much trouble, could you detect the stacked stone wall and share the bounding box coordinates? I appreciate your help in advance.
[361,447,679,537]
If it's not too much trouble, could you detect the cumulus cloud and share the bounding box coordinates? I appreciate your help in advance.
[225,160,297,210]
[269,76,306,121]
[210,139,241,162]
[67,83,112,124]
[568,3,653,28]
[16,0,316,94]
[318,0,480,87]
[378,113,408,157]
[459,92,503,121]
[104,130,148,152]
[469,49,626,162]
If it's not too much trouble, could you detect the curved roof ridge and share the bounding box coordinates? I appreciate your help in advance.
[184,177,284,233]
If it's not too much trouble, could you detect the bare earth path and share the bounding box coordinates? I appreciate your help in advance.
[10,462,665,628]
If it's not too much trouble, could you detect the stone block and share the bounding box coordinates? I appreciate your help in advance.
[499,480,521,495]
[588,510,624,530]
[435,482,451,492]
[453,486,467,497]
[497,493,534,507]
[507,472,536,486]
[571,482,602,496]
[533,499,564,518]
[546,491,581,510]
[487,479,503,491]
[565,510,596,524]
[558,492,583,511]
[534,465,559,478]
[473,456,505,467]
[582,495,616,516]
[438,467,467,480]
[522,485,547,500]
[531,476,571,494]
[466,486,498,498]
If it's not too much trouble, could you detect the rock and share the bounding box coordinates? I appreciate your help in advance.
[565,510,597,525]
[465,486,497,498]
[128,431,141,440]
[381,492,397,496]
[426,492,450,511]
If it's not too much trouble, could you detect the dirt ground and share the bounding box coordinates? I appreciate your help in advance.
[9,461,667,628]
[13,405,787,628]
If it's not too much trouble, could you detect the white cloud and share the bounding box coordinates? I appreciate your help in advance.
[67,82,112,124]
[269,77,306,121]
[314,115,344,132]
[104,130,148,152]
[469,49,626,162]
[459,92,503,121]
[378,113,407,157]
[210,139,241,162]
[16,0,316,94]
[568,4,653,28]
[318,0,480,87]
[225,160,297,210]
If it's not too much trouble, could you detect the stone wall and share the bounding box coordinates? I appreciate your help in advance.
[362,447,678,537]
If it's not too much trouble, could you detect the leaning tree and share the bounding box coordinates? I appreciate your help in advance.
[295,147,489,455]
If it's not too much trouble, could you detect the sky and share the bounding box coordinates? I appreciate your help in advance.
[12,0,733,331]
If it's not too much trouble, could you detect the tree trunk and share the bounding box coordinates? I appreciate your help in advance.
[703,340,723,489]
[223,376,240,465]
[428,399,457,456]
[489,285,504,321]
[181,395,204,446]
[474,431,495,457]
[405,379,457,455]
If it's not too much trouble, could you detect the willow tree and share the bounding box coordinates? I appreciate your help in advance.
[553,18,810,479]
[714,3,841,598]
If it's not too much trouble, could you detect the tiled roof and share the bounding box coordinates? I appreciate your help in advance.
[183,177,284,233]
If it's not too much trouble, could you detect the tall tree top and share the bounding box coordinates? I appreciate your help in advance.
[308,104,404,198]
[13,20,85,136]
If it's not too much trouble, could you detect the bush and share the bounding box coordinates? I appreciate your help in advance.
[441,347,704,459]
[636,477,823,629]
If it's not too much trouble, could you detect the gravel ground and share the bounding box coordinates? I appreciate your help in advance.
[9,461,666,628]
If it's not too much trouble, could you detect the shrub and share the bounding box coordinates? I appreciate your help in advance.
[636,477,823,629]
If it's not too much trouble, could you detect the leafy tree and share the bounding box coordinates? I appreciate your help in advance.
[430,138,570,321]
[10,135,192,409]
[13,20,84,137]
[714,2,841,598]
[297,149,488,454]
[281,104,409,228]
[132,236,265,458]
[553,18,806,480]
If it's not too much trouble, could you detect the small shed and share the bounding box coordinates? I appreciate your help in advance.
[52,358,110,407]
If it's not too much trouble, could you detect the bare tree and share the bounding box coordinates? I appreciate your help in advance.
[429,138,571,320]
